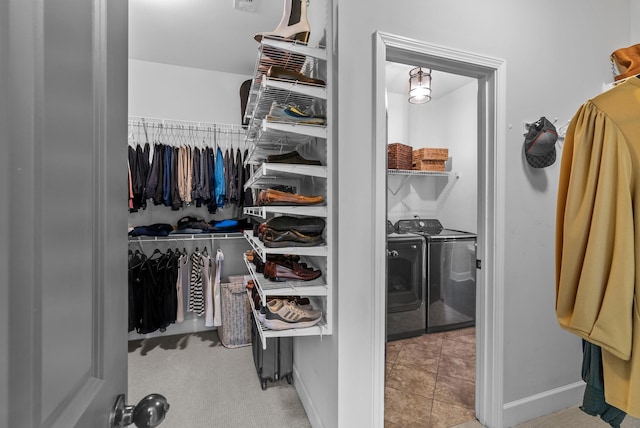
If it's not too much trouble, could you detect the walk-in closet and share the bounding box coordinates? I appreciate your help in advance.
[126,1,333,426]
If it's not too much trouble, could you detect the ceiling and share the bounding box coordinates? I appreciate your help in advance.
[129,0,283,76]
[129,0,474,98]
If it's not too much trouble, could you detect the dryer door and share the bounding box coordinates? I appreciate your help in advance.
[387,238,425,312]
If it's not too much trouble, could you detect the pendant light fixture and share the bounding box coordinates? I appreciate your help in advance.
[408,67,432,104]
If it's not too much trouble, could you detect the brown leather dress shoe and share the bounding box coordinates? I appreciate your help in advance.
[258,188,324,206]
[264,261,322,282]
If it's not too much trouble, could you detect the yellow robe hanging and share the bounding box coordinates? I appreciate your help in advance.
[556,77,640,418]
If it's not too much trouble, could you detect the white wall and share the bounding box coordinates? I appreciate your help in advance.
[336,1,632,427]
[434,80,477,233]
[129,59,251,124]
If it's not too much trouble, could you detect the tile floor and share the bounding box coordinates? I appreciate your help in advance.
[385,327,476,428]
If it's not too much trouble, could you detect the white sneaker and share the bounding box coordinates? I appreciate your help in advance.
[263,299,322,330]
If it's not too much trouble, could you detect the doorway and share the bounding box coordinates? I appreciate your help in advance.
[372,32,507,427]
[384,63,478,426]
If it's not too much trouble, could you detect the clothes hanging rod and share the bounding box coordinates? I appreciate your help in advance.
[128,232,245,243]
[128,116,246,134]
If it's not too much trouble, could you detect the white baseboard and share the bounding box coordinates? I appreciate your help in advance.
[502,381,585,427]
[293,365,324,428]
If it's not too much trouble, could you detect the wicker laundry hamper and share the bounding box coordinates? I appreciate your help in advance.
[220,279,252,348]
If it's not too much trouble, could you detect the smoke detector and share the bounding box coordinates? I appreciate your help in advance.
[233,0,258,13]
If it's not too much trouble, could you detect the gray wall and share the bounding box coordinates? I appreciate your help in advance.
[336,0,634,427]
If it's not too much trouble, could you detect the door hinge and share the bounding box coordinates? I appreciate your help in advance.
[476,259,482,269]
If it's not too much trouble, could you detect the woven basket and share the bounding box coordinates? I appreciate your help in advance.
[413,159,446,172]
[413,147,449,161]
[388,143,413,170]
[220,281,251,348]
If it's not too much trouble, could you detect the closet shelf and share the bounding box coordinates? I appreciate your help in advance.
[244,162,327,190]
[127,232,245,243]
[247,288,329,350]
[261,36,327,61]
[245,121,326,165]
[243,254,328,301]
[245,77,327,132]
[244,36,326,126]
[259,120,327,140]
[244,230,328,260]
[244,205,327,219]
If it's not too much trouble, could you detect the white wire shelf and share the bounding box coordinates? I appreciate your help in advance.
[261,36,327,61]
[243,230,327,260]
[244,162,327,190]
[245,121,326,164]
[243,254,328,299]
[247,288,329,350]
[245,77,326,136]
[127,232,245,243]
[387,169,457,177]
[244,205,327,219]
[243,37,326,125]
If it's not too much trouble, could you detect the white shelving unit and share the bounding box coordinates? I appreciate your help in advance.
[241,36,332,346]
[243,163,327,190]
[244,205,327,220]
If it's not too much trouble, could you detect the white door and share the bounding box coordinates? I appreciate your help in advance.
[1,0,137,426]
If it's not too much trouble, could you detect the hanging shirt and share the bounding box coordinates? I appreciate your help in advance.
[162,145,172,206]
[203,252,214,327]
[175,252,189,323]
[215,147,226,207]
[213,249,224,327]
[235,147,244,207]
[243,149,254,207]
[191,147,201,206]
[556,77,640,418]
[189,249,205,316]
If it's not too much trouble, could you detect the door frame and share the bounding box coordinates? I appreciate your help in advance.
[372,31,507,427]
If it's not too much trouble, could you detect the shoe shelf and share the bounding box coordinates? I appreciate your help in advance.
[244,38,326,125]
[243,230,328,260]
[245,121,326,165]
[246,116,326,143]
[245,77,326,136]
[244,205,327,219]
[241,34,332,346]
[243,162,327,191]
[261,36,327,61]
[243,254,328,298]
[247,288,329,350]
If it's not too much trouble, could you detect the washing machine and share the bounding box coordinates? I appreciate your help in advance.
[396,218,477,333]
[386,228,426,341]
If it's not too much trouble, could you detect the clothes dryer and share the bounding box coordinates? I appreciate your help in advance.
[386,231,427,341]
[396,219,477,333]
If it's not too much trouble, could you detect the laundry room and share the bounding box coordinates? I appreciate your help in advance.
[383,61,480,424]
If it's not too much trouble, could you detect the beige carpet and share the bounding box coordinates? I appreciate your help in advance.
[453,406,640,427]
[128,330,311,428]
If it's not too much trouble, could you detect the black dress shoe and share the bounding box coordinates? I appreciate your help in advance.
[267,66,326,86]
[267,150,322,165]
[265,215,325,235]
